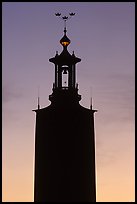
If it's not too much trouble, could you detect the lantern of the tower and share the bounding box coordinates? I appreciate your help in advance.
[49,22,81,105]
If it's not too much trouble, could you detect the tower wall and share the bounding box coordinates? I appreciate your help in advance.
[34,104,96,202]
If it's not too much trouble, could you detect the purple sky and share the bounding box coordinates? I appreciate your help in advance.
[2,2,135,202]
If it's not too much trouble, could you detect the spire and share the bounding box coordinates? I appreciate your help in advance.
[55,12,76,48]
[55,12,75,33]
[62,16,67,34]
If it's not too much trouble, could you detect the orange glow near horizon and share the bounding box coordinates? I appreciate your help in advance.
[2,122,135,202]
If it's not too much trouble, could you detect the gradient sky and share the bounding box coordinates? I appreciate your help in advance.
[2,2,135,202]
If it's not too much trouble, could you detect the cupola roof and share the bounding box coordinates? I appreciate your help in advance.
[60,28,71,47]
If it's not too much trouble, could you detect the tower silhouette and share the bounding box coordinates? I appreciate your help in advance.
[34,14,97,202]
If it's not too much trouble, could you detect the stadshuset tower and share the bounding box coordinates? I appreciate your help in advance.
[34,14,97,202]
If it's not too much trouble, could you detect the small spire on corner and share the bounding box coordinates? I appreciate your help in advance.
[89,87,98,112]
[37,86,40,110]
[90,86,93,110]
[90,96,93,110]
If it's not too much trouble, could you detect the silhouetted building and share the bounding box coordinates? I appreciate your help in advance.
[34,22,97,202]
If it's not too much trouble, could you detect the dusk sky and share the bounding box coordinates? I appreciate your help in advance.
[2,2,135,202]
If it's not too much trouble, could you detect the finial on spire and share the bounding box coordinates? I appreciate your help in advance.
[55,12,76,33]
